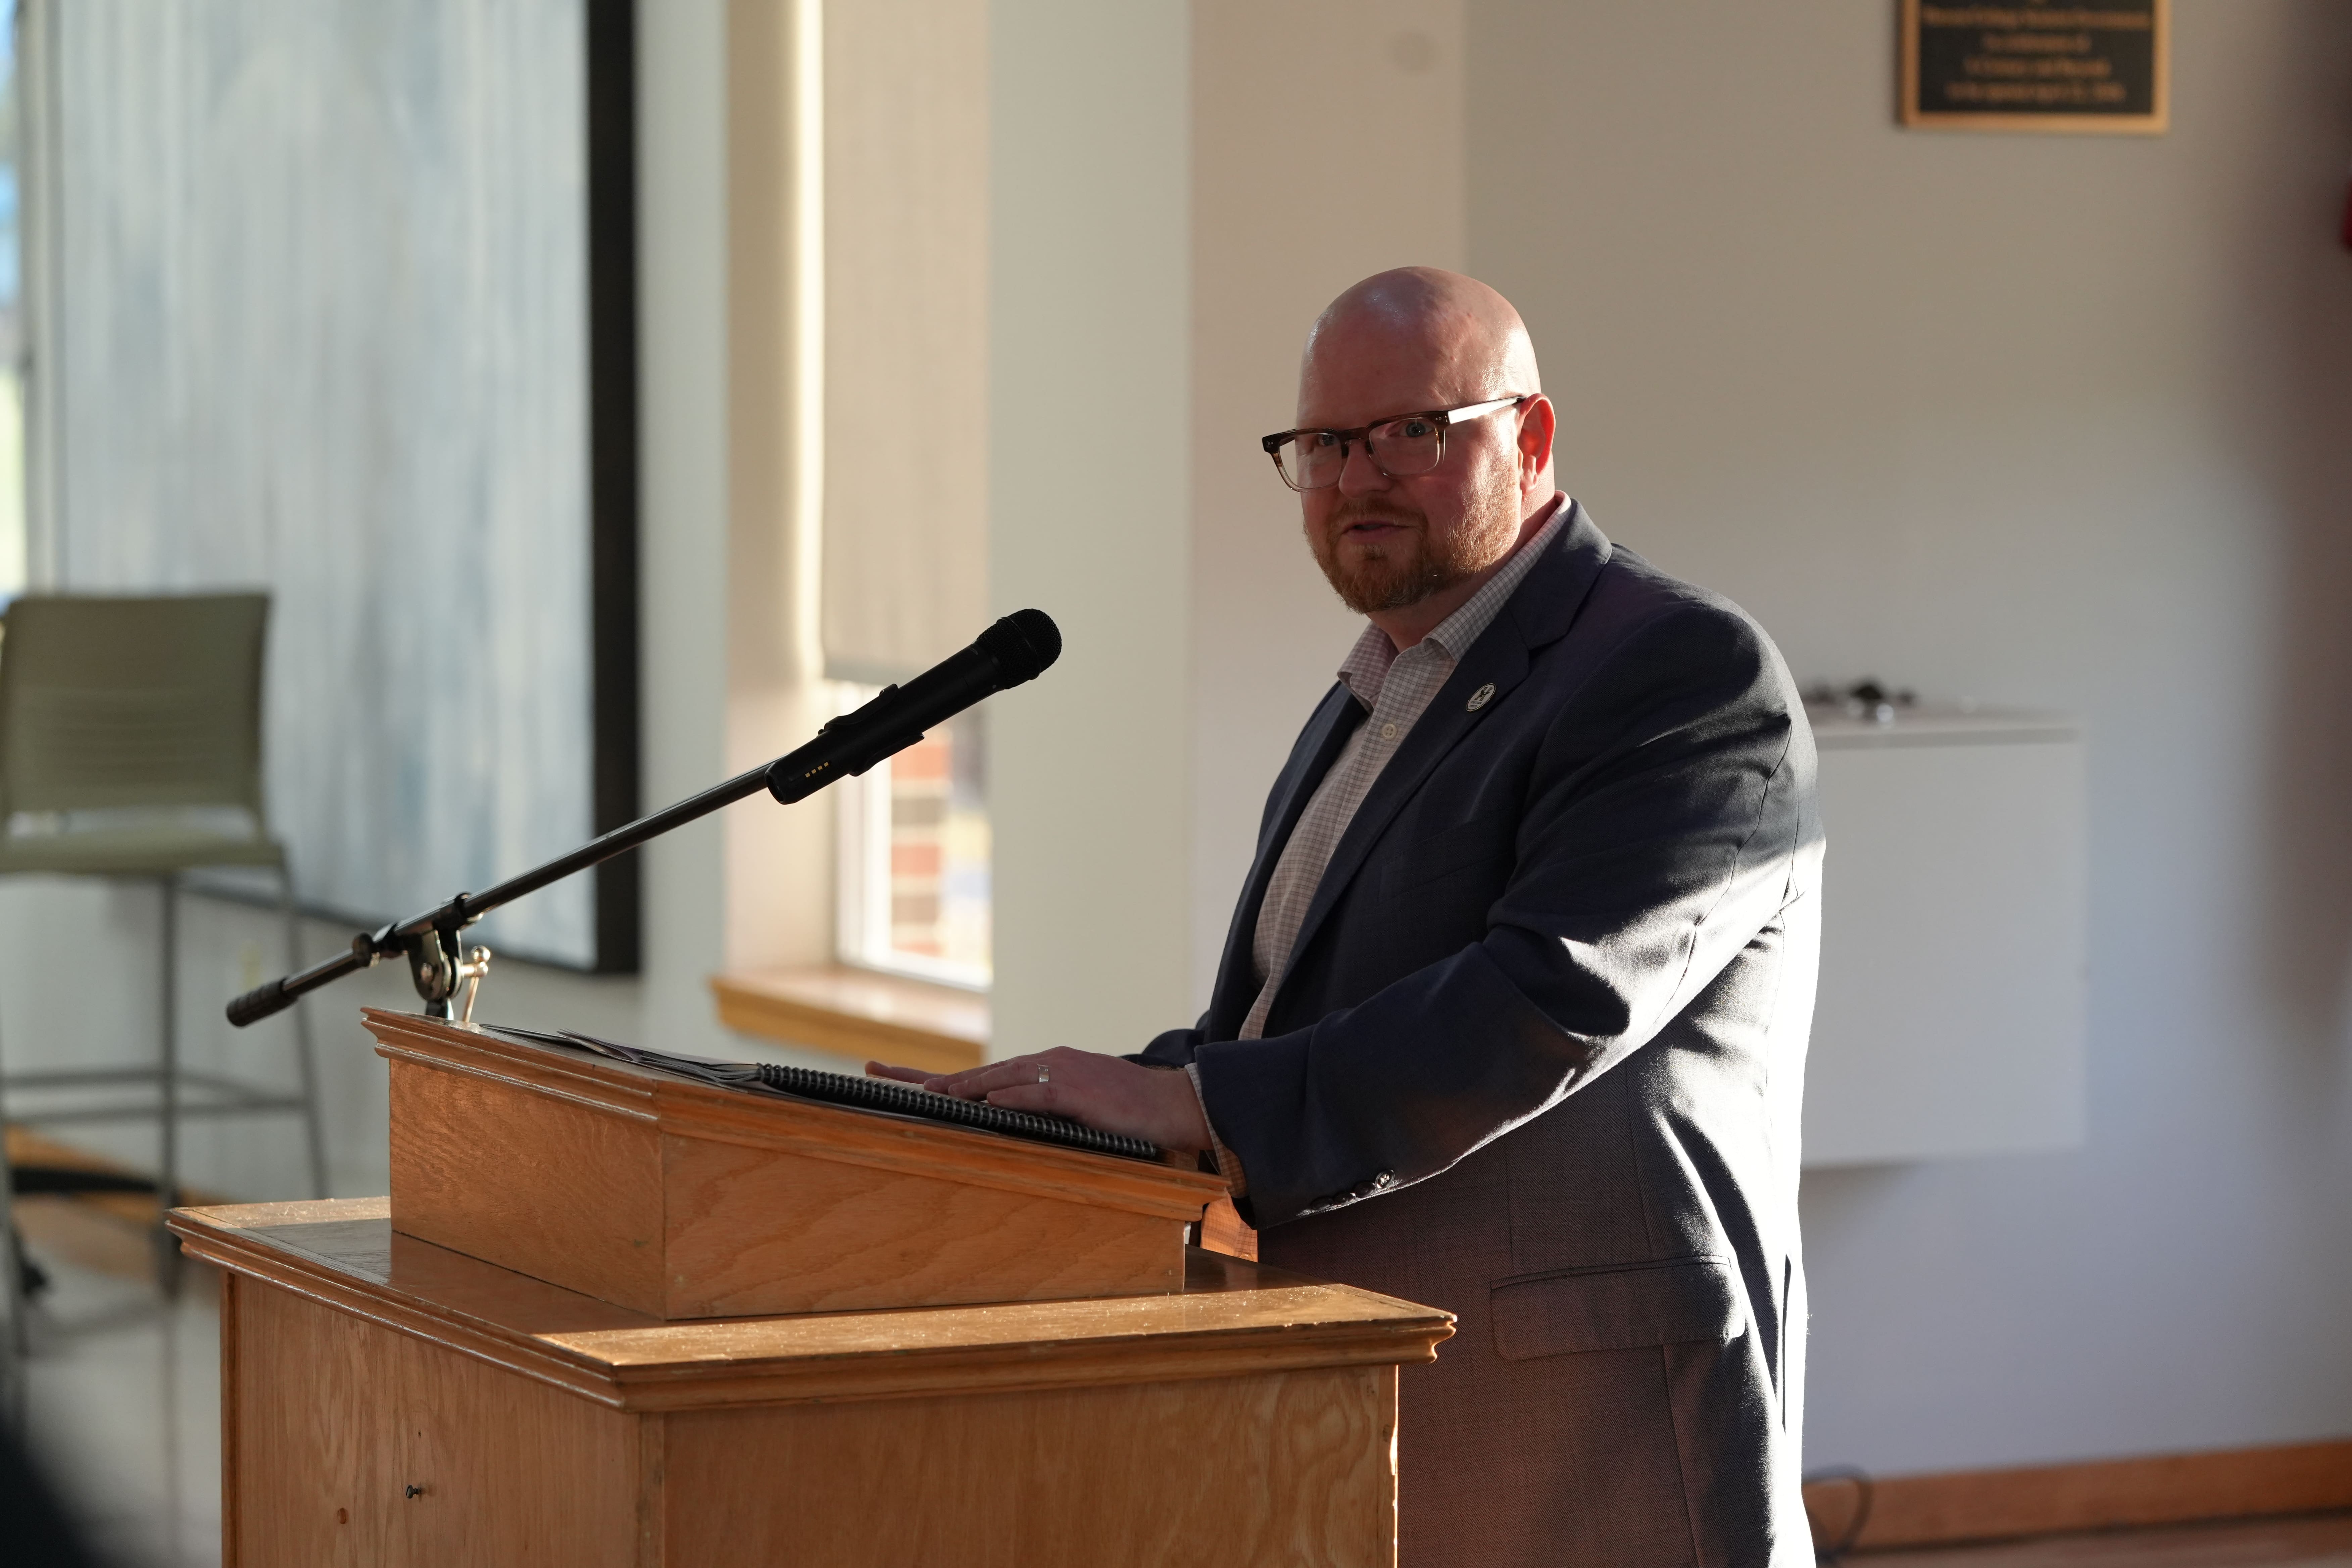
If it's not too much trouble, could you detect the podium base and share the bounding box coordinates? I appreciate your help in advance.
[172,1198,1452,1568]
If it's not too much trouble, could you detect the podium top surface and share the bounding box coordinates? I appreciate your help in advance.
[364,1008,1230,1223]
[171,1198,1454,1413]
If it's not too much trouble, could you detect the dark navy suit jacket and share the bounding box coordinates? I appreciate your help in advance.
[1138,502,1822,1568]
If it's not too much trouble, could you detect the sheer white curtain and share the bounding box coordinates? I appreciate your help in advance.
[40,0,600,965]
[821,0,989,686]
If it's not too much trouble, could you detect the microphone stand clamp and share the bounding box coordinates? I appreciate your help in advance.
[378,899,492,1023]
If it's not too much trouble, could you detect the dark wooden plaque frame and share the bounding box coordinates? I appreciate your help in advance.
[1900,0,2169,135]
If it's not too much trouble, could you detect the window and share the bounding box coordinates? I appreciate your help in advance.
[33,1,609,965]
[833,691,989,989]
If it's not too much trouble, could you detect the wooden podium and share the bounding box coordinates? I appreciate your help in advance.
[170,1010,1454,1566]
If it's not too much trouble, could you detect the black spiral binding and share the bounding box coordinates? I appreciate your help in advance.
[753,1063,1162,1163]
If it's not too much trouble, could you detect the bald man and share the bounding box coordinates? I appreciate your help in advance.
[878,270,1821,1567]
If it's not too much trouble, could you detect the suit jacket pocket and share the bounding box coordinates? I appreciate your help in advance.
[1488,1255,1746,1361]
[1381,811,1510,894]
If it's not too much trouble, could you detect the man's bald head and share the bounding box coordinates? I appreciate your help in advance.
[1285,267,1559,640]
[1298,267,1541,423]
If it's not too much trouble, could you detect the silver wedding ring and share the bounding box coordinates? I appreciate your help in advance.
[1037,1064,1050,1085]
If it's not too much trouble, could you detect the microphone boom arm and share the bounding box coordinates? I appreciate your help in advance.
[226,609,1061,1028]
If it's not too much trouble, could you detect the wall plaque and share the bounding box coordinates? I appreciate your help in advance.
[1901,0,2168,134]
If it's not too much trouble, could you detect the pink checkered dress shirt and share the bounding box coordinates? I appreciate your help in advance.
[1188,497,1569,1191]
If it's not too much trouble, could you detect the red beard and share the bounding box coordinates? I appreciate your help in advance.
[1308,493,1519,616]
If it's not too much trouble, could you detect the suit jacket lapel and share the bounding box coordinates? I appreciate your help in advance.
[1268,504,1616,1013]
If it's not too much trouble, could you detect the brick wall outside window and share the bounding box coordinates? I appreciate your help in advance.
[837,689,989,988]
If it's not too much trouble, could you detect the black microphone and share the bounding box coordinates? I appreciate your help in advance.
[766,608,1061,802]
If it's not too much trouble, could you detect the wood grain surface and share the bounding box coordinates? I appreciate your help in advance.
[186,1202,1448,1567]
[168,1203,1452,1415]
[659,1130,1183,1314]
[219,1268,1401,1568]
[390,1053,669,1314]
[1805,1438,2352,1552]
[369,1008,1228,1318]
[219,1273,243,1563]
[230,1277,644,1567]
[1857,1511,2352,1568]
[368,1010,1226,1220]
[659,1365,1397,1567]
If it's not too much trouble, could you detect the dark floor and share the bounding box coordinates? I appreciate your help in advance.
[11,1186,221,1567]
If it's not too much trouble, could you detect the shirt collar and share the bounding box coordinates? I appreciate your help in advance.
[1337,494,1571,711]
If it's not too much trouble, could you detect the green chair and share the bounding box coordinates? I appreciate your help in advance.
[0,593,326,1341]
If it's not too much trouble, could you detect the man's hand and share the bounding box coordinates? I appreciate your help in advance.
[867,1049,1212,1154]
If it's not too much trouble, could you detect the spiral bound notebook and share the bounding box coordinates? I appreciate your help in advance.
[486,1025,1163,1163]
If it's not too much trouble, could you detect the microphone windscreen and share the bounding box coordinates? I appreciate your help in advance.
[980,608,1062,685]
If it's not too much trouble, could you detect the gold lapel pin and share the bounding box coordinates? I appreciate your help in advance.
[1467,683,1496,712]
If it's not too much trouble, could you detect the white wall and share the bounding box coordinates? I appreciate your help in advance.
[721,0,836,978]
[1465,0,2352,1474]
[986,0,1195,1057]
[633,0,737,1063]
[989,0,1475,1039]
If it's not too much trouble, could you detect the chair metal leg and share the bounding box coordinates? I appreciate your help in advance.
[157,874,182,1298]
[280,868,329,1199]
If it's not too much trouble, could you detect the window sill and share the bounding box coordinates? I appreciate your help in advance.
[709,965,987,1075]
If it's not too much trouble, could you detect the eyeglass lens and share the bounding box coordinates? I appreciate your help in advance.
[1281,414,1446,490]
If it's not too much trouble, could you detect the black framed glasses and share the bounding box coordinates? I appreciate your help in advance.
[1260,394,1530,492]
